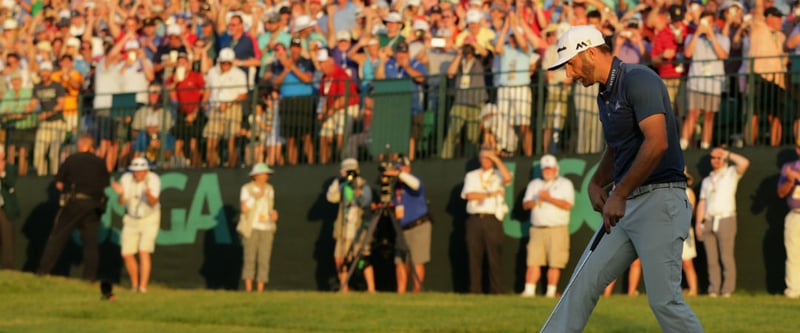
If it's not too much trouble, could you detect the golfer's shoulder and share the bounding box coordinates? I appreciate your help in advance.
[621,65,663,95]
[622,64,660,84]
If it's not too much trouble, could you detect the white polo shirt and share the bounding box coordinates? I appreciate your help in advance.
[522,176,575,227]
[461,168,505,215]
[699,165,741,218]
[206,65,248,103]
[120,172,161,219]
[119,59,153,104]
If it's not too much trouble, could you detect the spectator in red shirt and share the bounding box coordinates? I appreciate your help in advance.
[651,5,688,115]
[167,53,207,168]
[317,50,360,165]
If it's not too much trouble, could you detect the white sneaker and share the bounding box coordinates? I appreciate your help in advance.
[545,292,556,298]
[520,290,535,298]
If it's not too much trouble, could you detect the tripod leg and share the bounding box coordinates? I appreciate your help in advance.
[343,209,383,290]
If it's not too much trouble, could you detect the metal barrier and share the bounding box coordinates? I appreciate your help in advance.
[0,56,795,175]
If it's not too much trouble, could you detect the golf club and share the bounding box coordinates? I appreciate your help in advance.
[539,226,605,332]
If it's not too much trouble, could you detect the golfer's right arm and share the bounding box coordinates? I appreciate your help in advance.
[588,147,615,213]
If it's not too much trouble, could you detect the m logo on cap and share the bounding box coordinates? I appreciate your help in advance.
[576,40,590,50]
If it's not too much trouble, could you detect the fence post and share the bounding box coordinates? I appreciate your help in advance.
[436,72,447,159]
[249,81,259,167]
[535,68,545,156]
[746,57,755,146]
[342,78,350,162]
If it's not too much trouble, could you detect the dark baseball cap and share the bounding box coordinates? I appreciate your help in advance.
[668,4,684,22]
[429,5,442,14]
[290,37,302,47]
[765,7,785,17]
[279,6,291,15]
[395,41,409,53]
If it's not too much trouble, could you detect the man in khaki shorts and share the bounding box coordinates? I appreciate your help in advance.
[111,157,161,293]
[204,48,248,167]
[520,155,575,298]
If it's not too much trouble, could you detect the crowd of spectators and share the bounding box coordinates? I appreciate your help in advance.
[0,0,797,175]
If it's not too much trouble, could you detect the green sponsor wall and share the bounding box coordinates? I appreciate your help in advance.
[7,147,793,293]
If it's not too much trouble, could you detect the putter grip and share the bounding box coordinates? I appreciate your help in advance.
[589,228,605,251]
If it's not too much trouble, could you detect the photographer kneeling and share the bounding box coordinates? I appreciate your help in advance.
[385,156,432,293]
[327,158,375,293]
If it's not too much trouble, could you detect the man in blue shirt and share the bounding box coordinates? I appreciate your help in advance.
[317,0,358,35]
[385,155,431,293]
[540,26,703,333]
[218,15,260,84]
[377,41,427,159]
[267,39,315,165]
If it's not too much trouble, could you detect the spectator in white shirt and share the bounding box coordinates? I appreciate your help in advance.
[696,147,750,297]
[203,48,248,168]
[110,157,162,293]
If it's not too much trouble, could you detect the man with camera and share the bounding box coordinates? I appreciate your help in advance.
[383,155,431,293]
[326,158,375,292]
[461,148,512,294]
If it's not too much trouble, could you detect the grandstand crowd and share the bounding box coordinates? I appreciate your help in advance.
[0,0,796,175]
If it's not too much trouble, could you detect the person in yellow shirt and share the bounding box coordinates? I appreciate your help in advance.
[454,10,495,57]
[50,55,84,136]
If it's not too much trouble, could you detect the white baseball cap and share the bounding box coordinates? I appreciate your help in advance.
[412,20,429,32]
[408,0,421,6]
[336,30,351,41]
[293,15,317,33]
[465,10,483,24]
[66,37,81,48]
[384,12,402,23]
[129,157,150,171]
[3,18,17,30]
[166,24,182,36]
[317,48,330,62]
[540,154,558,169]
[218,47,235,62]
[39,61,54,72]
[341,158,358,171]
[547,25,605,71]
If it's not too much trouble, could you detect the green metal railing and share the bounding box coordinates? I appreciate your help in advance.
[0,56,796,175]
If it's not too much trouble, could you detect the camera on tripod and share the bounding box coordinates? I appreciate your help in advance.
[378,153,400,204]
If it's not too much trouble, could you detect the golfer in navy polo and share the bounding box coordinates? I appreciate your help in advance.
[539,26,703,333]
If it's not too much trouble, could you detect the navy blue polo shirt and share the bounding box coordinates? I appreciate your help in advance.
[391,181,429,227]
[598,57,686,186]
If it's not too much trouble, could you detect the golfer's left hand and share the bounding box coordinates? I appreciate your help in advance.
[602,194,626,233]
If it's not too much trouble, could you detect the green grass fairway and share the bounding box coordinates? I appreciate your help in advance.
[1,271,799,332]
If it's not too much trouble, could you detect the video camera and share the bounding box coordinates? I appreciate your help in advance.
[378,146,404,204]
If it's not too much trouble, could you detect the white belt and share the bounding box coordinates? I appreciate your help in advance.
[706,214,735,233]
